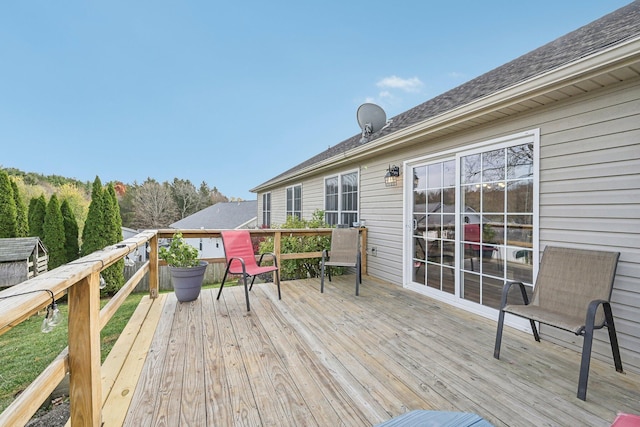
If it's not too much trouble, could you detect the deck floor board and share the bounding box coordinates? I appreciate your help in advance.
[119,276,640,427]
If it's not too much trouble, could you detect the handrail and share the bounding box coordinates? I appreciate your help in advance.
[157,227,368,277]
[0,227,367,426]
[0,230,156,426]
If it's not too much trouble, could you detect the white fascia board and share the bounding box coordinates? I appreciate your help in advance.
[235,217,258,229]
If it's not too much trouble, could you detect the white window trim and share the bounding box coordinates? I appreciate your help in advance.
[285,184,303,219]
[323,168,360,226]
[262,192,271,228]
[402,129,540,330]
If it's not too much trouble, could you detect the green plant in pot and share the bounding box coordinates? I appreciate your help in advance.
[159,232,208,302]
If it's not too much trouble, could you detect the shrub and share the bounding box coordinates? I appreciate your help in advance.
[159,232,200,267]
[259,210,342,280]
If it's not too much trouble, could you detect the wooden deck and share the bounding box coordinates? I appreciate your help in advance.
[101,275,640,427]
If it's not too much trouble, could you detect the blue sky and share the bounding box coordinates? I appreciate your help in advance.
[0,1,632,199]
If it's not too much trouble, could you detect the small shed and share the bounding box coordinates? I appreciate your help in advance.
[0,237,48,287]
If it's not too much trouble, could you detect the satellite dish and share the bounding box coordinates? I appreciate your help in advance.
[357,103,387,143]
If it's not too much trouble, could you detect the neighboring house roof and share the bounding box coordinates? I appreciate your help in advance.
[252,2,640,191]
[122,226,139,235]
[170,201,258,230]
[0,237,47,262]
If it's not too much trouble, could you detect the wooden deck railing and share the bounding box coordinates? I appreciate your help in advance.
[0,227,367,426]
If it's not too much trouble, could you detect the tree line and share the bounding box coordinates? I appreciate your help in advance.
[118,178,230,229]
[0,171,124,294]
[1,168,236,294]
[2,168,235,230]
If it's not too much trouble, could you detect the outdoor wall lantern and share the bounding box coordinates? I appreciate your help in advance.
[0,289,62,333]
[384,165,401,187]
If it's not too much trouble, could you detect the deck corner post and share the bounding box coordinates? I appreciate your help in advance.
[68,272,102,426]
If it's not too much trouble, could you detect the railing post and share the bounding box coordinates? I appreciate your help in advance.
[149,233,159,298]
[68,272,102,426]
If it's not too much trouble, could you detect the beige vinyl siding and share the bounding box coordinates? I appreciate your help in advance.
[301,178,324,219]
[359,160,404,283]
[534,80,640,371]
[264,178,325,225]
[269,187,288,225]
[257,195,263,225]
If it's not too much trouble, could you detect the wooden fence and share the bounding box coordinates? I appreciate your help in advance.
[126,262,226,292]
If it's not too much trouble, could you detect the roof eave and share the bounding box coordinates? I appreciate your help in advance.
[251,36,640,193]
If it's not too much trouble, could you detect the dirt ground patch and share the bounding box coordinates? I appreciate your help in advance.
[26,400,69,427]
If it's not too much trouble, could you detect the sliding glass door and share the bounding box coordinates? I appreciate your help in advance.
[406,131,538,313]
[411,159,456,295]
[459,143,535,308]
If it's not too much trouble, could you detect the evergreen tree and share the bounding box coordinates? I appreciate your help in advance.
[101,184,124,294]
[28,198,38,234]
[61,199,80,263]
[11,180,28,237]
[43,194,66,269]
[210,186,229,204]
[107,184,123,236]
[81,177,106,256]
[0,170,18,238]
[28,195,47,238]
[198,181,212,209]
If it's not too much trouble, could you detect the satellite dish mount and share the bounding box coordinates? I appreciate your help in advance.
[357,103,387,143]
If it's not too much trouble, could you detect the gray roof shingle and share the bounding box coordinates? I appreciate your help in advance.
[170,200,258,230]
[255,1,640,189]
[0,237,46,262]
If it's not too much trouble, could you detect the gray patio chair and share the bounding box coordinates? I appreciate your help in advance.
[320,228,362,295]
[494,246,623,401]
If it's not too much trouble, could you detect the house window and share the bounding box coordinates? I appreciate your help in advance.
[286,185,302,219]
[262,193,271,228]
[324,171,358,226]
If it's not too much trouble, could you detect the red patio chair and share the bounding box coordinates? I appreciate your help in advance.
[217,230,281,311]
[463,223,497,271]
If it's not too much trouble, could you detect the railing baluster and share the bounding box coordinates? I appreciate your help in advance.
[149,233,159,298]
[273,231,282,283]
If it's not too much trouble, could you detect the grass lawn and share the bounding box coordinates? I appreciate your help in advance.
[0,292,145,413]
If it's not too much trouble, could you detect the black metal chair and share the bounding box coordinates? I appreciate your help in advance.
[494,246,623,400]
